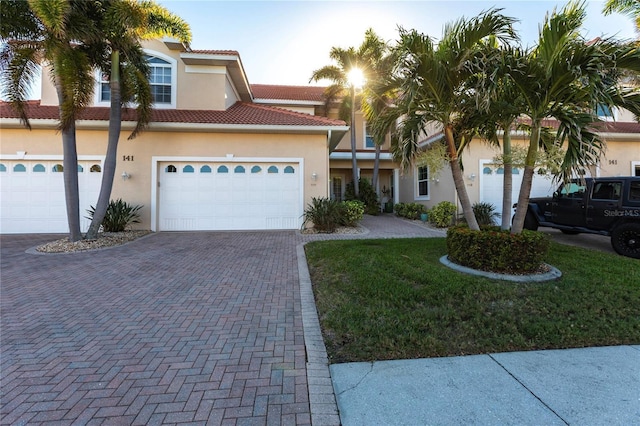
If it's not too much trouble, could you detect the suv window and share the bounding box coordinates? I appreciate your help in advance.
[630,182,640,202]
[558,182,586,198]
[592,182,621,200]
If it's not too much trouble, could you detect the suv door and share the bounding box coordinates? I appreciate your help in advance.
[587,180,623,230]
[551,181,588,226]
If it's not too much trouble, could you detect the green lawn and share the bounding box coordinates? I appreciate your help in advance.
[305,238,640,363]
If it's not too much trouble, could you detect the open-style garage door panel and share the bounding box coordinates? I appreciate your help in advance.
[0,159,102,234]
[158,161,301,231]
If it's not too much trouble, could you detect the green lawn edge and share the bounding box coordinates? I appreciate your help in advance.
[305,238,640,363]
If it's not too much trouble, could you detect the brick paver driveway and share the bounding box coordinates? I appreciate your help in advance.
[1,216,444,425]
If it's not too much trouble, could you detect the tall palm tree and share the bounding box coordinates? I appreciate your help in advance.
[1,0,103,241]
[310,29,386,198]
[85,0,190,239]
[509,1,640,234]
[388,10,517,231]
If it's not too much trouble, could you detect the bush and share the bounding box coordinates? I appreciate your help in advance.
[446,225,551,274]
[340,200,365,227]
[302,197,343,233]
[86,199,142,232]
[345,179,380,215]
[472,202,501,226]
[429,201,456,228]
[394,202,426,220]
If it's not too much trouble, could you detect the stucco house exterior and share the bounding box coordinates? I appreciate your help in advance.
[1,36,637,234]
[0,39,350,234]
[396,110,640,219]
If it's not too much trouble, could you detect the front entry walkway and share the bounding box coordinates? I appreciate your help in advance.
[1,215,441,425]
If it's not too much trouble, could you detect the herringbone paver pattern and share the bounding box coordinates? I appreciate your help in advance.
[1,231,312,425]
[1,215,444,425]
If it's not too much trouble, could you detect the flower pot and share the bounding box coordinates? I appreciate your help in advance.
[420,212,428,222]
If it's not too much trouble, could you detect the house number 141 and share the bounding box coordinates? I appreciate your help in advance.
[123,155,134,161]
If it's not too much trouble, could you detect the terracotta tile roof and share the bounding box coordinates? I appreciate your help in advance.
[251,84,327,102]
[0,101,346,127]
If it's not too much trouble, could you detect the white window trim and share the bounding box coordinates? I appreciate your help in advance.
[93,49,177,109]
[414,165,430,200]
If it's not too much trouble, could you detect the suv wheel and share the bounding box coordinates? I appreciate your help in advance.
[523,211,539,231]
[611,223,640,259]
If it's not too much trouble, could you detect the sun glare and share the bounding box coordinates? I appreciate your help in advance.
[347,68,365,88]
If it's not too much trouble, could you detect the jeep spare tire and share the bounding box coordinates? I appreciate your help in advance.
[611,223,640,259]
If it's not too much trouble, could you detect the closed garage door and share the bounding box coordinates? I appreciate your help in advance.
[0,159,102,233]
[480,164,556,220]
[158,161,301,231]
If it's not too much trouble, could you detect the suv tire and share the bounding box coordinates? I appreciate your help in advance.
[611,223,640,259]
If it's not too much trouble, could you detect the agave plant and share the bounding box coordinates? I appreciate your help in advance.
[86,199,142,233]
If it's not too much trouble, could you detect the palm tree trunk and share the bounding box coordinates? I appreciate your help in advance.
[445,125,479,230]
[511,123,540,234]
[61,123,82,241]
[350,85,359,198]
[86,50,122,239]
[501,123,513,230]
[372,142,381,193]
[54,73,82,242]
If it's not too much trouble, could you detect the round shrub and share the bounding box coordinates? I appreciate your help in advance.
[429,201,456,228]
[446,225,551,274]
[394,202,426,220]
[340,200,365,227]
[345,179,380,215]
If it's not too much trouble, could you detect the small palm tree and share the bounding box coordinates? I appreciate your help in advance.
[310,29,386,198]
[509,1,640,233]
[85,0,191,239]
[1,0,103,241]
[387,10,518,231]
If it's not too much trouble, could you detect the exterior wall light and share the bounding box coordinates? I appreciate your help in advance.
[122,171,131,180]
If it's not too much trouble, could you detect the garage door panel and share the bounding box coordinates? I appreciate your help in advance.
[481,165,555,220]
[0,160,102,233]
[158,161,301,231]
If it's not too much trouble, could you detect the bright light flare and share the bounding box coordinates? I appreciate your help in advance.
[347,68,365,88]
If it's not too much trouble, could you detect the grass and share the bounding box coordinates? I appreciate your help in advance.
[305,238,640,363]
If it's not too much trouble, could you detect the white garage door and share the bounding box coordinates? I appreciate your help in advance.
[0,160,102,233]
[158,161,301,231]
[480,165,556,220]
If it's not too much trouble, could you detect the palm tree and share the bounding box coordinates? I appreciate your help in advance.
[509,1,640,234]
[388,10,517,231]
[310,29,386,198]
[85,0,190,239]
[1,0,103,241]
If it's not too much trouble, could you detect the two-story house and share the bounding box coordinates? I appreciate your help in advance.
[0,38,349,234]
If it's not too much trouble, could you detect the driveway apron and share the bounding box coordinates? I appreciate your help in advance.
[0,216,444,425]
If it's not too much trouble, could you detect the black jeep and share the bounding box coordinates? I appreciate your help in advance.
[521,177,640,259]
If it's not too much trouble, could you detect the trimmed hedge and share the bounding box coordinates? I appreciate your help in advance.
[446,225,551,274]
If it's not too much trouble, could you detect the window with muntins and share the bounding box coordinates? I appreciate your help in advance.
[417,166,429,197]
[99,54,173,105]
[148,56,172,104]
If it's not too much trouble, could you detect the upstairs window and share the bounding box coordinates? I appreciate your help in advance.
[97,52,175,107]
[364,123,375,148]
[147,55,172,104]
[595,104,614,120]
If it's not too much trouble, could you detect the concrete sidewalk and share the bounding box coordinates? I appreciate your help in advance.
[330,345,640,425]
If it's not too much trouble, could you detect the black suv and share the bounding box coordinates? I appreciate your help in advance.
[521,177,640,258]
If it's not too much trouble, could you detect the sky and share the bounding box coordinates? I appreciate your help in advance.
[156,0,637,86]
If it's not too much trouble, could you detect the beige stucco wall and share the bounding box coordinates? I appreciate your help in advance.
[400,135,640,211]
[0,125,330,230]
